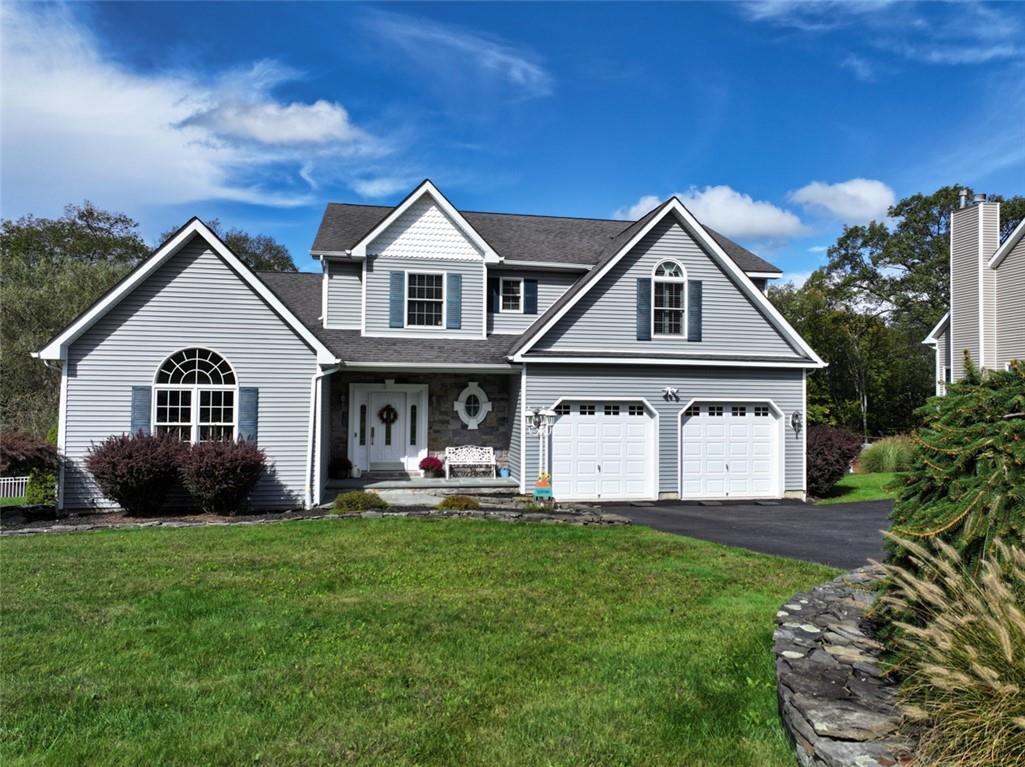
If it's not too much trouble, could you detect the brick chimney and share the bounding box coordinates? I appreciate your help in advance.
[949,193,1000,378]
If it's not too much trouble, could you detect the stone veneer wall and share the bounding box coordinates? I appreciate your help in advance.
[328,372,518,471]
[775,565,913,767]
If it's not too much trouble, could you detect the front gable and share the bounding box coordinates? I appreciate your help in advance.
[531,216,804,358]
[369,196,484,261]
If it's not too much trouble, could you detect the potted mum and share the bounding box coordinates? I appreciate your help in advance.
[419,455,444,478]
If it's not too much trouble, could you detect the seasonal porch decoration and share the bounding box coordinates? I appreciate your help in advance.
[419,455,444,478]
[377,404,399,425]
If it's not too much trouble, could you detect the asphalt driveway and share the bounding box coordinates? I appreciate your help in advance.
[603,500,892,569]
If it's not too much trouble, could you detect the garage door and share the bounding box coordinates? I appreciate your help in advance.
[551,402,654,501]
[680,402,780,499]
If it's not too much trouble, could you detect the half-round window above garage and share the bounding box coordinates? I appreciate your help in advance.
[156,348,236,386]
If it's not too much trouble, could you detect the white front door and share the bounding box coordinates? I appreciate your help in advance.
[551,402,654,501]
[680,403,780,499]
[369,391,407,469]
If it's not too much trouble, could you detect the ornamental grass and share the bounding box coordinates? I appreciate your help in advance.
[880,532,1025,767]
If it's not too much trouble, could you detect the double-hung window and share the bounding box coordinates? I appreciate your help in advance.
[652,260,686,337]
[500,278,523,313]
[154,348,237,443]
[406,272,444,327]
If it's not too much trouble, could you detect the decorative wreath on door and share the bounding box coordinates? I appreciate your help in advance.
[378,404,399,425]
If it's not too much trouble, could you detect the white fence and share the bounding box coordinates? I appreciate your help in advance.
[0,476,29,498]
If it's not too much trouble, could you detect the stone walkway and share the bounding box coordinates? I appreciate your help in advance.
[774,565,913,767]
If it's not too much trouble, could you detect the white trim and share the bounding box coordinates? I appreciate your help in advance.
[342,361,517,371]
[675,397,784,500]
[744,271,784,279]
[34,219,339,365]
[547,395,659,502]
[346,382,428,473]
[511,355,822,369]
[922,311,950,346]
[989,217,1025,269]
[305,365,338,508]
[519,365,527,493]
[454,381,493,429]
[519,345,812,360]
[403,269,446,329]
[800,370,807,500]
[56,359,68,510]
[499,277,524,314]
[320,261,328,326]
[651,259,688,339]
[348,180,500,263]
[512,198,825,366]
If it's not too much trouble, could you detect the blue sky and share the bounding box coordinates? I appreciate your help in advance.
[2,1,1023,280]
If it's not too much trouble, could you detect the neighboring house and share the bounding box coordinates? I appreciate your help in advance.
[924,191,1025,395]
[35,180,824,510]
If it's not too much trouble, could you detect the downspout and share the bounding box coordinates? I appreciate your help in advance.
[305,365,339,509]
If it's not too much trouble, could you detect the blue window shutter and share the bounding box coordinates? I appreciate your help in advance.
[524,279,538,314]
[688,280,703,342]
[636,278,651,341]
[446,273,462,329]
[487,277,500,312]
[238,387,259,443]
[389,271,404,328]
[130,386,151,434]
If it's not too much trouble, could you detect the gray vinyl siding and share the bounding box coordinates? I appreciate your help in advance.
[950,204,986,379]
[996,235,1025,368]
[62,236,318,510]
[488,270,579,334]
[535,218,799,357]
[982,203,1000,368]
[522,364,805,496]
[364,255,484,337]
[326,260,362,328]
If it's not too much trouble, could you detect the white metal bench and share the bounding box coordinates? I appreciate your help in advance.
[444,446,496,479]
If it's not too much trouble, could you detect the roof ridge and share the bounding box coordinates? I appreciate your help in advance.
[324,200,635,225]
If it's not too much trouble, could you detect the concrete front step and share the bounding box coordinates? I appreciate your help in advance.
[329,477,519,495]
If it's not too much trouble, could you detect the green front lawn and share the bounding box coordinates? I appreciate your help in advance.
[1,519,835,766]
[816,472,900,505]
[0,496,26,508]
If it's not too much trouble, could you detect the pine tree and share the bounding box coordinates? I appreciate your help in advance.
[887,355,1025,571]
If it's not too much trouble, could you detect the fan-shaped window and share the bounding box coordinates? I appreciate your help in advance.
[156,348,236,385]
[652,260,686,337]
[154,349,237,443]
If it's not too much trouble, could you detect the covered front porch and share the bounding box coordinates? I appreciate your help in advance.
[320,368,521,487]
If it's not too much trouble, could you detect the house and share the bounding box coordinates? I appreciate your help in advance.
[35,180,824,510]
[924,191,1025,394]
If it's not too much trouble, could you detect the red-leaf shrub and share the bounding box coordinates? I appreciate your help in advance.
[85,432,185,515]
[807,425,862,497]
[177,440,266,515]
[419,456,444,472]
[0,431,59,476]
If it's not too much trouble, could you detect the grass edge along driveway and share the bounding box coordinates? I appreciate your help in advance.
[1,518,836,767]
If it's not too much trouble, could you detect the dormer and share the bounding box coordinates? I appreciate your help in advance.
[317,180,499,338]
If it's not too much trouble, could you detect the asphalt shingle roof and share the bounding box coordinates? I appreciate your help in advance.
[256,272,517,365]
[312,202,782,274]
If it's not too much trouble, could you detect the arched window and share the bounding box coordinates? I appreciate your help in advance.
[652,260,686,337]
[153,348,237,442]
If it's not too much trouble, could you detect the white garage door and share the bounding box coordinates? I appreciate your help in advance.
[551,402,654,501]
[680,402,780,499]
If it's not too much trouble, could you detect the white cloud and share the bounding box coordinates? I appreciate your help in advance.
[362,9,552,99]
[789,178,895,222]
[741,0,1024,67]
[782,271,814,288]
[351,176,416,198]
[615,186,806,240]
[840,53,875,81]
[0,4,384,217]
